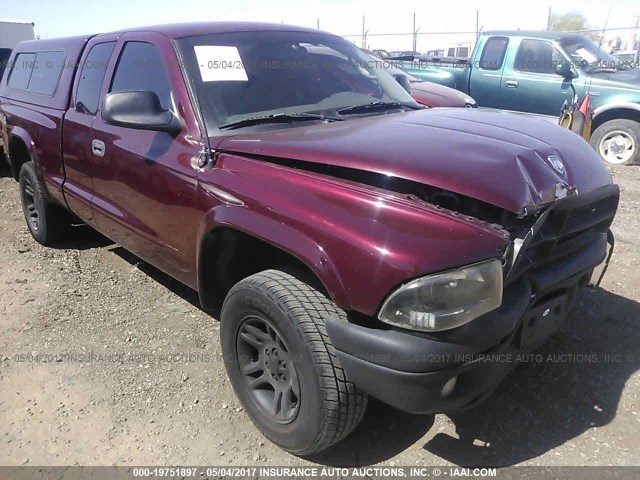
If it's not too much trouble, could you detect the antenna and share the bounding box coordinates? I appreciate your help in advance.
[190,77,214,170]
[585,0,614,96]
[597,0,614,59]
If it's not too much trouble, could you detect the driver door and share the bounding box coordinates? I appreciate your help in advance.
[89,32,201,285]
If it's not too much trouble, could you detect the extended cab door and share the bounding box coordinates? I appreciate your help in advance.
[499,37,577,117]
[62,38,117,223]
[89,32,202,286]
[468,36,510,109]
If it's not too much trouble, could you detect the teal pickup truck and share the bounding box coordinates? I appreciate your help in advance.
[399,31,640,165]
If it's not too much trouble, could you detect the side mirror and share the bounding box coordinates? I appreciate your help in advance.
[102,91,182,134]
[554,61,574,79]
[393,73,412,94]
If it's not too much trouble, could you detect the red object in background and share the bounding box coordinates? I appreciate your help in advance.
[579,94,591,117]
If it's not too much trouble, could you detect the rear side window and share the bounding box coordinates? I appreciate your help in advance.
[75,42,116,115]
[457,47,469,58]
[7,50,65,95]
[7,52,36,89]
[479,37,508,70]
[27,51,65,94]
[110,42,172,110]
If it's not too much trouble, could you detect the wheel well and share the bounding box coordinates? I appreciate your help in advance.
[8,136,30,181]
[592,108,640,133]
[198,227,330,310]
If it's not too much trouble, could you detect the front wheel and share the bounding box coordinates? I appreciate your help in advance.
[590,119,640,165]
[220,269,367,455]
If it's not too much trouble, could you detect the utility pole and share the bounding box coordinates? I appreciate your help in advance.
[546,6,552,31]
[476,10,479,38]
[317,18,320,29]
[635,16,640,64]
[413,12,417,53]
[361,15,367,49]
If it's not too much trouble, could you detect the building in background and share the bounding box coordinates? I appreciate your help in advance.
[0,20,35,79]
[0,20,35,49]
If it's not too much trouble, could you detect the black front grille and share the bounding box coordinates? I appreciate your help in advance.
[506,184,620,290]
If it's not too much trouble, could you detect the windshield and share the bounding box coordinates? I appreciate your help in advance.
[177,31,417,131]
[561,36,620,70]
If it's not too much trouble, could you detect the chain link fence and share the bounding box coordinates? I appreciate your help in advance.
[338,26,640,58]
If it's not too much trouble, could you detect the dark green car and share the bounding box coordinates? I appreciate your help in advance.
[399,31,640,165]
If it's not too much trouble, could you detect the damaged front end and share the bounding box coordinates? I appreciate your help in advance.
[414,177,618,296]
[504,183,618,291]
[415,179,619,337]
[324,177,619,415]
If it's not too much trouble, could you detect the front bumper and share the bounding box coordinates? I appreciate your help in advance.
[326,228,615,414]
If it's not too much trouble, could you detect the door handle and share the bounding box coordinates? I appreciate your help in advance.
[505,80,519,88]
[91,139,106,157]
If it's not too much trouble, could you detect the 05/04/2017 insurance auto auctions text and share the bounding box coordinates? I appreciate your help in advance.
[129,466,498,478]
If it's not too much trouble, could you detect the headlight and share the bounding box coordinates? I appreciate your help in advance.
[378,259,503,332]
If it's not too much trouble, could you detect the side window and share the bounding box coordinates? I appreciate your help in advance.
[479,37,508,70]
[7,52,36,89]
[28,51,65,95]
[76,42,116,115]
[515,39,563,74]
[447,47,455,57]
[110,42,172,110]
[7,51,65,94]
[457,47,469,58]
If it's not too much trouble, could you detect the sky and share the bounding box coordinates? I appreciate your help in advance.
[2,0,640,50]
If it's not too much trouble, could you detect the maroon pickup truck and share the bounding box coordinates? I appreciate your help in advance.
[0,22,620,455]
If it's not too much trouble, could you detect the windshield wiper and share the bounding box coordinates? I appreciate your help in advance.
[219,113,341,130]
[338,101,422,115]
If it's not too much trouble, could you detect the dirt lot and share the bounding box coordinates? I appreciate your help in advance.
[0,162,639,467]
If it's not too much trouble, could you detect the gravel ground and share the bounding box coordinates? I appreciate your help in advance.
[0,162,639,467]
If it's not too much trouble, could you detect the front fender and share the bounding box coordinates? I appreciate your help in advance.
[195,153,509,316]
[197,202,349,309]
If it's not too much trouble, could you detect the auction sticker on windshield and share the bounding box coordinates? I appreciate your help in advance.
[194,45,248,82]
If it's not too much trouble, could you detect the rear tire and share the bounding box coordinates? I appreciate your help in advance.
[19,162,69,246]
[220,269,367,455]
[590,119,640,165]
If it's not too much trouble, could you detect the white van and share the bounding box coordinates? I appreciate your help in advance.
[445,42,473,59]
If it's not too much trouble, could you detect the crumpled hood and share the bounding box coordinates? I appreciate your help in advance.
[216,108,613,214]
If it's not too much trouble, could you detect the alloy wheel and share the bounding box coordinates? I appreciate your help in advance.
[22,178,40,231]
[235,316,301,424]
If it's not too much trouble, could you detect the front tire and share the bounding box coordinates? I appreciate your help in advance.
[590,119,640,165]
[19,162,69,246]
[220,269,367,455]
